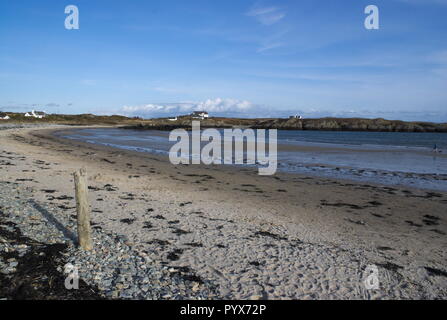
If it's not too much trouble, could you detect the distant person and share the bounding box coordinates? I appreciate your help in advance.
[433,144,441,153]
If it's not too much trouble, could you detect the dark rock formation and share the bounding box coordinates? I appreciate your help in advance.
[123,116,447,133]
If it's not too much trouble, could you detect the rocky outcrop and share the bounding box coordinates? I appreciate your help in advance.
[125,117,447,133]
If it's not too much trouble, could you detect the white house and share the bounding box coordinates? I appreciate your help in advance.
[25,110,46,119]
[0,113,10,120]
[289,115,303,120]
[191,111,209,120]
[168,116,178,121]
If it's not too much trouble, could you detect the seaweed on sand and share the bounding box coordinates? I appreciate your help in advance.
[0,217,103,300]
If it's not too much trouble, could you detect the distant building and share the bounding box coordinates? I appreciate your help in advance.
[191,111,209,120]
[0,112,10,120]
[289,115,303,120]
[168,116,178,121]
[25,110,46,119]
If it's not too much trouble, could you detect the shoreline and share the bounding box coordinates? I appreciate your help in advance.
[57,126,447,192]
[1,124,446,299]
[122,117,447,133]
[2,113,447,132]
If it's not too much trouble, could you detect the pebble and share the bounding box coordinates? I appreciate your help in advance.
[0,181,219,300]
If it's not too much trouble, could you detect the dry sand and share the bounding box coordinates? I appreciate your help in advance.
[1,125,446,299]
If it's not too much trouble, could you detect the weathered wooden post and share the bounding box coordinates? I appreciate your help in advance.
[73,167,93,251]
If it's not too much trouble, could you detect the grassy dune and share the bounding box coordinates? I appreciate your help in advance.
[126,116,447,132]
[1,113,446,132]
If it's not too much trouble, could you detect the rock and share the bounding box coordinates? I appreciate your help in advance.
[192,282,201,292]
[141,285,150,292]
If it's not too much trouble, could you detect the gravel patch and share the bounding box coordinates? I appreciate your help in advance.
[0,181,218,299]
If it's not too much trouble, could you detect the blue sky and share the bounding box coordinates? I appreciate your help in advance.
[1,0,446,121]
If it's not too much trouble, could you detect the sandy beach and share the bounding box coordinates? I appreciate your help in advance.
[1,125,446,299]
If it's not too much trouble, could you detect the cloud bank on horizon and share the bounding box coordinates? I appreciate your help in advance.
[0,0,446,122]
[117,98,447,122]
[122,98,253,117]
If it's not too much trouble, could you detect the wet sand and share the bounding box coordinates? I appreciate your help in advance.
[1,125,446,299]
[58,127,447,191]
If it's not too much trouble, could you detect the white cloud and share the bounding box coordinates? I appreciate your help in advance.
[196,98,253,112]
[247,5,285,25]
[247,6,278,16]
[257,42,283,53]
[118,100,447,122]
[120,98,255,118]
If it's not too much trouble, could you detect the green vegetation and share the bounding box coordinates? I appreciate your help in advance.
[126,116,447,132]
[1,113,446,132]
[0,113,141,125]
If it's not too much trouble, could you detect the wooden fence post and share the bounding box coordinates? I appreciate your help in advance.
[73,167,93,251]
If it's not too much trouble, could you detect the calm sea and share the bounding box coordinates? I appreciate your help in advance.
[59,128,447,191]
